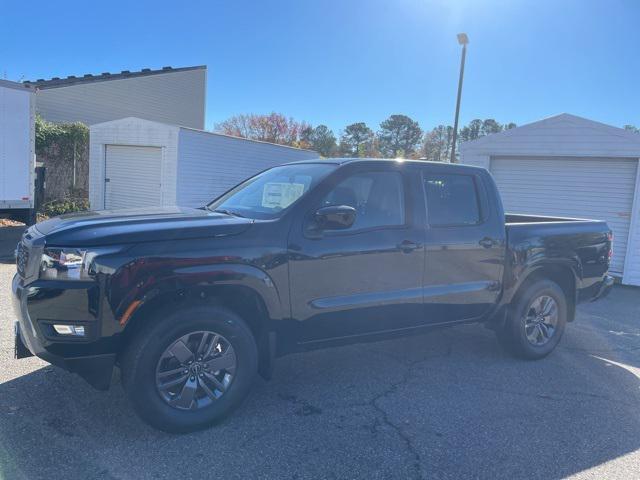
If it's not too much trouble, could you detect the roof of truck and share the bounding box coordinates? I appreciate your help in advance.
[287,158,487,172]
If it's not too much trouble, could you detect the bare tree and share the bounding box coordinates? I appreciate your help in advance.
[215,113,311,148]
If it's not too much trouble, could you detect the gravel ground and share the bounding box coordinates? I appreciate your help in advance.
[0,227,23,261]
[0,261,639,480]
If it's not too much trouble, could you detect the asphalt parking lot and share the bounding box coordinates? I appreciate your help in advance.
[0,260,639,480]
[0,226,22,262]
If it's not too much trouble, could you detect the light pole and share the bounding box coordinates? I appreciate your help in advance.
[450,33,468,163]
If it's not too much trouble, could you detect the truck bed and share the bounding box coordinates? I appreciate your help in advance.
[505,213,609,242]
[504,212,612,302]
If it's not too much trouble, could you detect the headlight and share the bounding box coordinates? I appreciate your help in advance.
[39,247,114,281]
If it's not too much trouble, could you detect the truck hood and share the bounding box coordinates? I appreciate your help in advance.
[35,206,254,247]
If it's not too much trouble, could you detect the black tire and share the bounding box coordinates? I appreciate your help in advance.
[496,279,568,360]
[120,305,258,433]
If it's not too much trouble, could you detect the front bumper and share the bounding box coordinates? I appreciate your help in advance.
[12,273,116,390]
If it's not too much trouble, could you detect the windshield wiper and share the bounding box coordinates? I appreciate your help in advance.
[212,208,246,218]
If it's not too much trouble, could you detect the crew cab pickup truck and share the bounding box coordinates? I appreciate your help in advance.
[12,159,614,432]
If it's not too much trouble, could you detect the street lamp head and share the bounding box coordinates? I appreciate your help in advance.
[457,33,469,45]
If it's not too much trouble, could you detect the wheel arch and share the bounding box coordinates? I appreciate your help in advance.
[511,263,577,322]
[115,264,283,379]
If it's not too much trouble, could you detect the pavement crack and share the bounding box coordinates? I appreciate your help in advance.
[370,396,423,479]
[365,351,443,480]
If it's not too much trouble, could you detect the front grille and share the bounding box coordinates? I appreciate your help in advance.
[16,242,29,277]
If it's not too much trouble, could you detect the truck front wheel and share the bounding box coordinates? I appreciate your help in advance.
[120,305,258,433]
[496,279,567,360]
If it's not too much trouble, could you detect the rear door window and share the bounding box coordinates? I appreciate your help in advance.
[423,173,481,226]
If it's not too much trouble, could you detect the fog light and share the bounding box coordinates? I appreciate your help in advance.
[53,325,85,336]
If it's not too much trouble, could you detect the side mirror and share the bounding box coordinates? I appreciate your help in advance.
[314,205,356,230]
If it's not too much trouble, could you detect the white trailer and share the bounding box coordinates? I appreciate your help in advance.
[89,117,320,210]
[0,80,35,223]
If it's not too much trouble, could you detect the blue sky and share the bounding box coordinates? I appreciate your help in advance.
[1,0,638,133]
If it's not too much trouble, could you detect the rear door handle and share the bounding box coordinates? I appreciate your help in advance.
[397,240,420,253]
[479,237,496,249]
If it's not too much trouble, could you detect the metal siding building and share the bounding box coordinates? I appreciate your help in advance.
[460,113,640,286]
[25,66,206,129]
[89,117,320,210]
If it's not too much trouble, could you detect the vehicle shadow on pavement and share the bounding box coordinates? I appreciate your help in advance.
[0,288,639,480]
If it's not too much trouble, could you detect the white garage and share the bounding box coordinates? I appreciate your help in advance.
[460,113,640,286]
[89,117,319,211]
[104,145,163,209]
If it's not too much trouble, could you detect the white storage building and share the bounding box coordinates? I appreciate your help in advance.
[460,113,640,286]
[25,66,206,129]
[89,117,319,211]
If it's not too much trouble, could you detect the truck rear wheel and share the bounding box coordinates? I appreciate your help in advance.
[120,305,258,433]
[496,279,567,360]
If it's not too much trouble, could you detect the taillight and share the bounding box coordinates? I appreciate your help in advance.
[607,232,613,261]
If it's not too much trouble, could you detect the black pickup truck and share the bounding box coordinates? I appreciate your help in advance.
[12,159,613,432]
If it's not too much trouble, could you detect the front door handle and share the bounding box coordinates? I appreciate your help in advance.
[397,240,420,253]
[479,237,496,249]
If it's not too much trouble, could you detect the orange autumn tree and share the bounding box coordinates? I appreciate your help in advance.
[215,113,312,149]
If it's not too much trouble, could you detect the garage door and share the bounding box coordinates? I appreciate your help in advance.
[491,157,637,275]
[104,145,162,210]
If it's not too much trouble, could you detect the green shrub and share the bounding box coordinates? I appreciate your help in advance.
[39,197,90,218]
[36,116,88,155]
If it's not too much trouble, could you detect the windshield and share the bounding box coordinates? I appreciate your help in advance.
[207,163,336,219]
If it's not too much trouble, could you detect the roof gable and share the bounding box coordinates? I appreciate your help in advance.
[460,113,640,157]
[0,79,34,92]
[90,116,179,129]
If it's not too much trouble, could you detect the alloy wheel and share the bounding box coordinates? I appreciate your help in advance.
[524,295,559,346]
[155,331,237,410]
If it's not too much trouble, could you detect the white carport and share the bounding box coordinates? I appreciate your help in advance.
[461,113,640,286]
